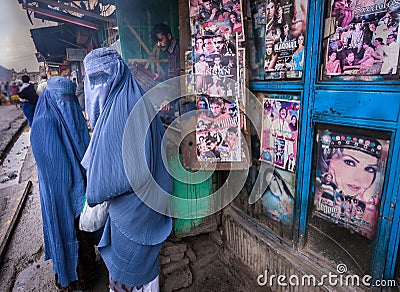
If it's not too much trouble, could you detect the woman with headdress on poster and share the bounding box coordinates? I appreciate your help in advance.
[314,132,387,239]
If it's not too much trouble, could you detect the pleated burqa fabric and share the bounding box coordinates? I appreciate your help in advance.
[82,48,173,286]
[30,77,90,287]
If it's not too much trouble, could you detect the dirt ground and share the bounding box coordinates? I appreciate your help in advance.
[171,233,267,292]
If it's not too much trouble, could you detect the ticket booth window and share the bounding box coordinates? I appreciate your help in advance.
[115,0,179,77]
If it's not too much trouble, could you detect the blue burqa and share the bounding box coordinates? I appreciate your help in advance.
[82,48,173,286]
[30,77,90,287]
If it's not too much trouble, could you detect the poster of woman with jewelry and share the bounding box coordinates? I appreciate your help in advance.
[312,128,390,239]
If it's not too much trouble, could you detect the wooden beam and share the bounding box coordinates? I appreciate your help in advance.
[24,4,99,30]
[36,0,116,23]
[127,59,168,63]
[124,18,152,55]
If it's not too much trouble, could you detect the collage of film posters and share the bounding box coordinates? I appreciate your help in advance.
[189,0,246,162]
[256,0,309,79]
[312,129,390,239]
[324,0,400,78]
[260,97,300,172]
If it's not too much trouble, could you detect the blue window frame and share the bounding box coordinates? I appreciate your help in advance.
[248,0,400,282]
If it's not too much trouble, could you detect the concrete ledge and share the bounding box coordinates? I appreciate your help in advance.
[222,207,364,292]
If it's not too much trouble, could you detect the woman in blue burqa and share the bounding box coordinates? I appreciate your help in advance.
[30,76,96,290]
[82,48,173,291]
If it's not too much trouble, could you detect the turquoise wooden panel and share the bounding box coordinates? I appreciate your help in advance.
[313,90,400,123]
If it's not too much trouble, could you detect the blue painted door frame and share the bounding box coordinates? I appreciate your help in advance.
[249,0,400,282]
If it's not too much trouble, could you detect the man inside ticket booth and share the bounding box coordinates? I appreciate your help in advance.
[151,23,181,124]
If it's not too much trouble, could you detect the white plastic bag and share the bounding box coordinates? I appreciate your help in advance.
[79,199,110,232]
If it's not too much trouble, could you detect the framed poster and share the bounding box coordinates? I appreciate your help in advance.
[260,97,300,172]
[184,0,249,170]
[312,126,390,239]
[263,0,309,80]
[195,95,242,162]
[323,0,400,80]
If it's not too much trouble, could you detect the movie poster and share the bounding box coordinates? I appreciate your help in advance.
[260,97,300,172]
[185,50,195,95]
[312,128,390,239]
[263,0,309,79]
[324,0,400,77]
[192,34,239,97]
[196,95,242,162]
[259,167,295,226]
[189,0,246,95]
[59,65,71,77]
[191,0,245,40]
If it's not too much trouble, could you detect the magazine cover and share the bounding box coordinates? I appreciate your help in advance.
[312,128,390,239]
[324,0,400,77]
[263,0,309,79]
[260,97,300,172]
[196,95,242,162]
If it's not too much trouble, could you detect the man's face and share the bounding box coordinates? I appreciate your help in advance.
[197,100,207,109]
[156,33,171,52]
[213,36,224,52]
[369,23,376,31]
[283,23,289,34]
[225,102,236,116]
[387,35,395,45]
[214,57,221,66]
[266,1,275,19]
[291,0,307,37]
[280,108,287,119]
[206,140,217,150]
[203,1,211,10]
[210,103,222,116]
[204,38,215,53]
